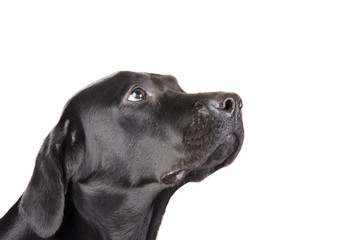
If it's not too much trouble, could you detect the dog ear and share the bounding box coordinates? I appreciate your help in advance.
[19,118,84,238]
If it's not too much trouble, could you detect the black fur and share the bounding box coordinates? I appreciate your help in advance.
[0,71,244,240]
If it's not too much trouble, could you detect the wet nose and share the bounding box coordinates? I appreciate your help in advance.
[211,93,242,115]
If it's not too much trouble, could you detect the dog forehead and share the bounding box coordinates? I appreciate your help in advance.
[63,71,183,115]
[148,73,183,93]
[91,71,180,93]
[97,71,179,92]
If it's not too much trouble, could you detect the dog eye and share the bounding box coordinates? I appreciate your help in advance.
[128,88,148,102]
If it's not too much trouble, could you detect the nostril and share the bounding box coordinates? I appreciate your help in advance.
[211,93,241,115]
[224,98,234,112]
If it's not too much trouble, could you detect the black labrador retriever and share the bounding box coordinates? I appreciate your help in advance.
[0,71,244,240]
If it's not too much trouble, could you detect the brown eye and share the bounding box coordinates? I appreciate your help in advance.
[128,88,148,102]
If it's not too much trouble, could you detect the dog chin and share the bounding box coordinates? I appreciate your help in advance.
[161,133,241,186]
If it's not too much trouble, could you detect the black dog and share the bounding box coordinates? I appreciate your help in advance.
[0,71,244,240]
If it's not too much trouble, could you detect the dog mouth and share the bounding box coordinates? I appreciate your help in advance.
[161,134,240,185]
[201,134,239,168]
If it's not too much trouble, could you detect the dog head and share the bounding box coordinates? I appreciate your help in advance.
[19,71,244,238]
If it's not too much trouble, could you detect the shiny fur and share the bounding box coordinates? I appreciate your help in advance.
[0,71,244,240]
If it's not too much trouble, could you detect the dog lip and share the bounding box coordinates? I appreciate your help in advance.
[161,169,186,185]
[162,133,242,185]
[220,136,241,167]
[202,134,239,167]
[181,133,242,183]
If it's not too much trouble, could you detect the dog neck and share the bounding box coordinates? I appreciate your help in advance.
[65,181,177,240]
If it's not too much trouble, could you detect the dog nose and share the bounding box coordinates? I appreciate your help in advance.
[211,93,242,115]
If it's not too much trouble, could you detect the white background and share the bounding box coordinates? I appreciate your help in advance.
[0,1,362,239]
